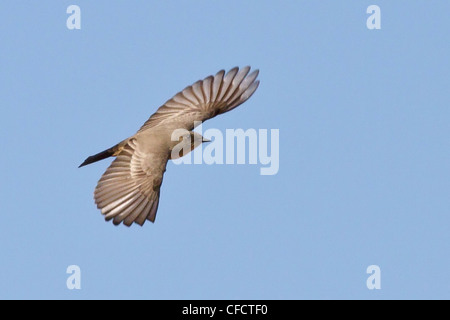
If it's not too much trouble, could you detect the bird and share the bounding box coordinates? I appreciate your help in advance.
[79,66,260,226]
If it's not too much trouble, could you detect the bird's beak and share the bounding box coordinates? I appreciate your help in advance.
[202,137,211,143]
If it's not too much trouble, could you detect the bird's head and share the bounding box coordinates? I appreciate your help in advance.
[189,131,211,149]
[170,131,210,159]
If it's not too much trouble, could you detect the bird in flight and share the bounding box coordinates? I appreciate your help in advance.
[79,66,260,226]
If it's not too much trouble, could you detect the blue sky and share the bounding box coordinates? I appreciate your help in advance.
[0,1,449,299]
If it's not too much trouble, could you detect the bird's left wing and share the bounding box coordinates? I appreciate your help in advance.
[94,138,168,226]
[138,66,259,132]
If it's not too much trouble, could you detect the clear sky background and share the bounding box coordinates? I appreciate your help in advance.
[0,1,449,300]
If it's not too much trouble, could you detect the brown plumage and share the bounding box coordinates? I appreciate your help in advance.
[80,67,260,226]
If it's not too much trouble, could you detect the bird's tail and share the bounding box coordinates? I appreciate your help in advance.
[79,140,127,168]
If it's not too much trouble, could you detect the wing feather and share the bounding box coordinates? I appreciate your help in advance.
[211,70,225,103]
[94,139,168,226]
[137,66,259,132]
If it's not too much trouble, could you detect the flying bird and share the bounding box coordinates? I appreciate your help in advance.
[79,66,260,226]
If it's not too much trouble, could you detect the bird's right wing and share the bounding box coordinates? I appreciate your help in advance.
[94,138,168,226]
[138,66,260,132]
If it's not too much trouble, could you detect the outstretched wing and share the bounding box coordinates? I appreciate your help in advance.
[94,138,168,226]
[138,66,260,132]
